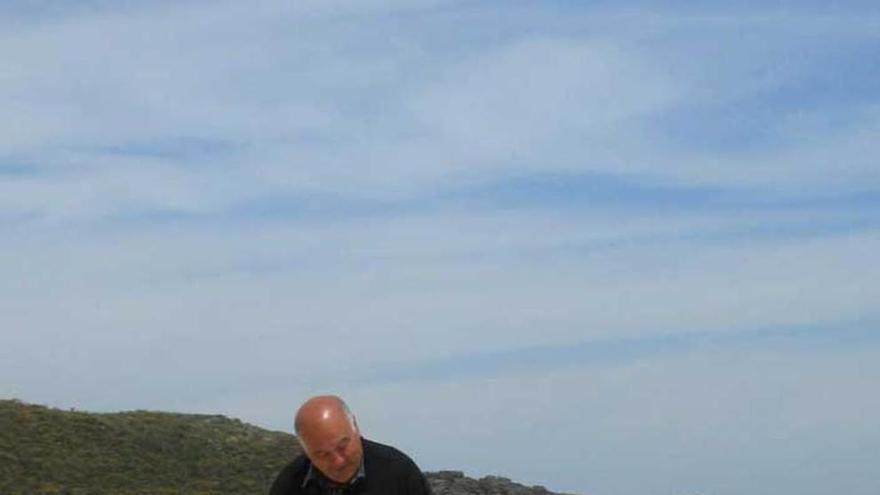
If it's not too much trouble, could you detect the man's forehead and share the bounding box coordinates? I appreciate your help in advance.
[302,417,357,444]
[310,432,352,448]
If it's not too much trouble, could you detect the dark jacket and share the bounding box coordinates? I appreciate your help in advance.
[269,438,431,495]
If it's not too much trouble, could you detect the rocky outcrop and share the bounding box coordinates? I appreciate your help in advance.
[427,470,567,495]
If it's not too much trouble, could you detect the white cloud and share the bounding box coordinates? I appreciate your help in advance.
[2,205,877,406]
[5,0,877,223]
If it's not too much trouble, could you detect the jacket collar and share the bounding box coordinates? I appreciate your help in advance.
[301,451,366,489]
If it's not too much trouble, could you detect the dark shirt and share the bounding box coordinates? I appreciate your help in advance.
[269,438,431,495]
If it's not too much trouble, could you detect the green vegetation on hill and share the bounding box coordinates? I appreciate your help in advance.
[0,399,301,495]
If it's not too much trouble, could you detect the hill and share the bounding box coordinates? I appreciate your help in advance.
[0,399,570,495]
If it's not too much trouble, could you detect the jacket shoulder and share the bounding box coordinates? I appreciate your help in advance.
[364,439,410,460]
[363,438,422,472]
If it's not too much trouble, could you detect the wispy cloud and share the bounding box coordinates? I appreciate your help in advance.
[361,317,880,383]
[3,1,878,219]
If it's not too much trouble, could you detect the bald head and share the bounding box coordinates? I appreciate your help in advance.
[294,395,364,483]
[294,395,355,437]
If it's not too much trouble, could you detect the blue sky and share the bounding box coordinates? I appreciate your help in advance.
[1,2,879,494]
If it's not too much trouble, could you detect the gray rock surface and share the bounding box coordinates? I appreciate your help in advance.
[427,470,572,495]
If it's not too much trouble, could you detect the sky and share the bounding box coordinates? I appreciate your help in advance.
[1,1,879,494]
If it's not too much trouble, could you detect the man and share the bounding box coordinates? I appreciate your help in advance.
[269,395,431,495]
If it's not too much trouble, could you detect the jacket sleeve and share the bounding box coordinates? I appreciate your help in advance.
[269,464,295,495]
[405,464,432,495]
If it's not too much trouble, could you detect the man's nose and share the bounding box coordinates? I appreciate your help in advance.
[332,451,347,466]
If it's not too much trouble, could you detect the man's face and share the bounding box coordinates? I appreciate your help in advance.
[300,414,364,483]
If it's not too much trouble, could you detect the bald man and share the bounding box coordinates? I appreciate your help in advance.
[269,395,431,495]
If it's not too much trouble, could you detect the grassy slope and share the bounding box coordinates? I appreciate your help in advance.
[0,399,301,495]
